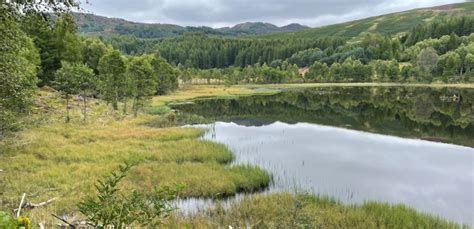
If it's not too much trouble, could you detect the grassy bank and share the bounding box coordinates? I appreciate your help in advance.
[0,86,272,224]
[148,85,279,113]
[0,85,468,227]
[168,193,467,228]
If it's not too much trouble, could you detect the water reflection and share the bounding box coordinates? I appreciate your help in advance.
[175,87,474,147]
[202,121,474,225]
[172,87,474,225]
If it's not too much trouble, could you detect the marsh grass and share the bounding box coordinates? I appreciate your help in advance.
[0,85,468,227]
[0,86,271,224]
[149,85,279,115]
[168,193,467,228]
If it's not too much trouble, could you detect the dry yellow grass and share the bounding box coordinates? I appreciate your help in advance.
[152,85,278,107]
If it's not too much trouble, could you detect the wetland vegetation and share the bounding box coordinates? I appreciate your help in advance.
[1,0,473,228]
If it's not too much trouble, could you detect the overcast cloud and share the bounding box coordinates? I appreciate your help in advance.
[82,0,466,28]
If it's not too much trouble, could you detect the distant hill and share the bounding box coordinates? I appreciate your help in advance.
[217,22,309,35]
[74,13,309,38]
[259,1,474,39]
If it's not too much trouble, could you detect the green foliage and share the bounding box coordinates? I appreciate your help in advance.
[149,52,179,95]
[0,211,18,228]
[0,5,40,135]
[19,11,58,86]
[98,49,128,110]
[369,60,401,82]
[306,61,329,82]
[361,33,401,60]
[182,63,301,84]
[20,12,83,86]
[104,35,161,55]
[109,33,344,69]
[405,16,474,46]
[127,56,158,116]
[78,163,180,228]
[287,48,325,67]
[54,13,83,64]
[54,61,96,122]
[441,51,462,78]
[466,53,474,74]
[417,47,439,74]
[83,38,109,74]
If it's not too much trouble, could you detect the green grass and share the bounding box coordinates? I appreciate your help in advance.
[168,193,467,228]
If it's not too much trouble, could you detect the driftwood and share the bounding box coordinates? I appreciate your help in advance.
[14,197,59,213]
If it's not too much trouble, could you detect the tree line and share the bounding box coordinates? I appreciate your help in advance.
[106,33,346,69]
[304,33,474,83]
[184,16,474,84]
[1,5,179,134]
[180,30,474,84]
[404,15,474,46]
[105,15,474,84]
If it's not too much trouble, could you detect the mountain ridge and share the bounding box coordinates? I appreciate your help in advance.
[258,1,474,39]
[75,13,310,38]
[76,1,474,40]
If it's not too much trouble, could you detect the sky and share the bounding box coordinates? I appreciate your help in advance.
[81,0,466,28]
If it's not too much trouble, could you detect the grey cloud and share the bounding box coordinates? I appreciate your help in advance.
[82,0,465,27]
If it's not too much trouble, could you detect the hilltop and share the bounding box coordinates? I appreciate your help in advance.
[217,22,309,36]
[259,1,474,39]
[74,13,309,38]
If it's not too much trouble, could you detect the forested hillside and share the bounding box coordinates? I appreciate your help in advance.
[3,1,474,134]
[221,20,473,84]
[156,34,345,69]
[104,13,474,85]
[75,13,309,38]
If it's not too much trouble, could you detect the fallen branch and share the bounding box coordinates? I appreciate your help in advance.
[14,197,59,213]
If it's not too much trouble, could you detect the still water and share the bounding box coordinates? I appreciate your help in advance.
[173,87,474,225]
[201,121,474,225]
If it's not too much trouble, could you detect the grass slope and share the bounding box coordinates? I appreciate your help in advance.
[259,2,474,39]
